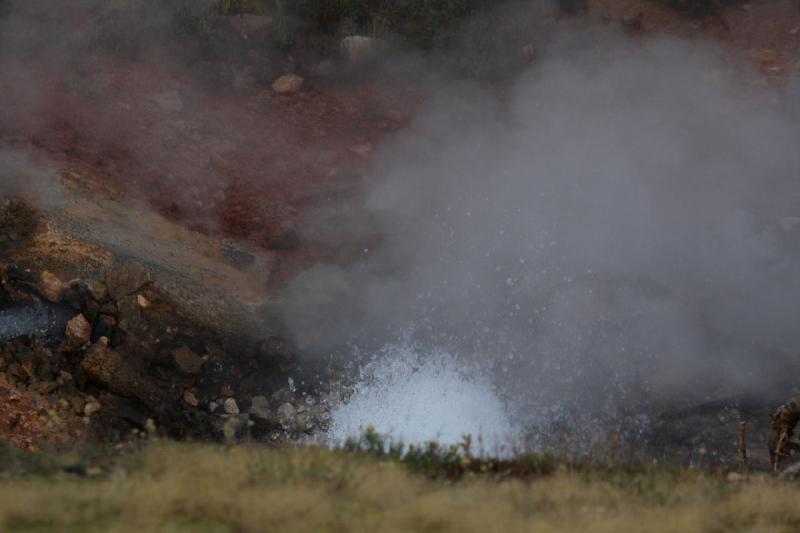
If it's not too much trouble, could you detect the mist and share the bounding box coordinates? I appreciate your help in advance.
[287,30,800,439]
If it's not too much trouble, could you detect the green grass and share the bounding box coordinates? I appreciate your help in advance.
[1,437,799,532]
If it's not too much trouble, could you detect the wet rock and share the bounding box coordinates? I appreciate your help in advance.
[249,395,270,420]
[172,345,204,374]
[276,402,296,426]
[272,74,304,95]
[271,387,293,404]
[223,398,240,415]
[65,314,91,348]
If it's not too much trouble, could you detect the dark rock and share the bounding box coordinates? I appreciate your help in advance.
[92,314,117,343]
[85,280,109,302]
[80,340,166,415]
[172,345,204,374]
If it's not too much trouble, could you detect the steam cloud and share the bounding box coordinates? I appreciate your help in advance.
[287,31,800,435]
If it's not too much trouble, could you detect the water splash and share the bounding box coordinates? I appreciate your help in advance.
[326,344,519,452]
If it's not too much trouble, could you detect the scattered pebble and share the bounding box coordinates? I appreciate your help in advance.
[272,74,304,95]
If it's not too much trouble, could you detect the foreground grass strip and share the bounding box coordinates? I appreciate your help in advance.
[1,442,800,532]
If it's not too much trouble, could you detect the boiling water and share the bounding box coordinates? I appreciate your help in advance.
[326,344,519,453]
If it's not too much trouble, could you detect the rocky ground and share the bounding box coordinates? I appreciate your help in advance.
[0,0,799,461]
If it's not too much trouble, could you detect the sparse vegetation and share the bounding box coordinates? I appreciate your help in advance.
[1,437,799,532]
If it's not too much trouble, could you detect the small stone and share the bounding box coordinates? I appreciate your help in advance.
[223,398,240,415]
[221,384,235,397]
[276,402,296,425]
[0,372,11,389]
[183,390,199,407]
[65,314,92,347]
[249,395,271,420]
[272,74,304,95]
[209,400,219,413]
[136,294,150,308]
[84,400,102,416]
[172,345,204,374]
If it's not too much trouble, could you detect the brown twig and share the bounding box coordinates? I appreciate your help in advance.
[738,421,748,471]
[773,427,789,474]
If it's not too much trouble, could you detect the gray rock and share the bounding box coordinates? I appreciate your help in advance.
[249,395,271,420]
[276,402,296,426]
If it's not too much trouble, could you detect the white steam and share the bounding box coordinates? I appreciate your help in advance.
[289,31,800,435]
